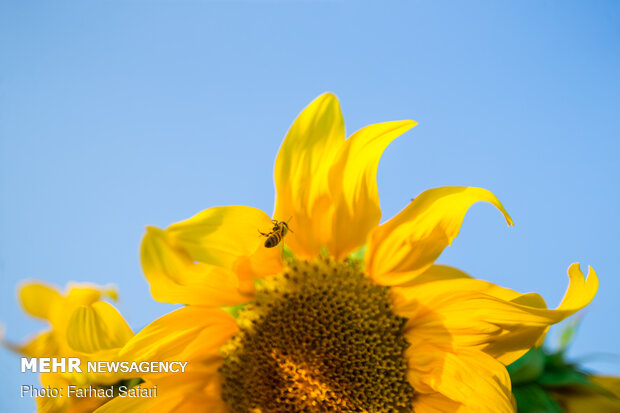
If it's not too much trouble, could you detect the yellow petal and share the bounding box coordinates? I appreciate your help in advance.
[94,373,228,413]
[325,120,417,260]
[404,265,548,307]
[414,393,461,413]
[393,264,598,365]
[49,284,120,354]
[592,376,620,398]
[559,394,620,413]
[366,186,513,285]
[141,226,258,306]
[167,205,283,280]
[19,282,61,320]
[561,263,600,312]
[66,301,133,354]
[407,344,514,412]
[274,93,345,258]
[5,331,59,358]
[118,306,237,373]
[398,264,472,286]
[38,372,114,413]
[65,283,117,303]
[93,379,182,413]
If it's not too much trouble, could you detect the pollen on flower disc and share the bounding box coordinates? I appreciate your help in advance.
[219,256,414,412]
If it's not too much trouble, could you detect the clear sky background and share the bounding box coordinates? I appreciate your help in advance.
[1,1,619,411]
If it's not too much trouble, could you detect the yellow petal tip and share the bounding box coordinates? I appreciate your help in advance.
[102,285,119,301]
[557,263,598,315]
[145,225,164,234]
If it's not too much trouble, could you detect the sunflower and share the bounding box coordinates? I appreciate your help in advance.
[4,282,134,413]
[97,93,598,413]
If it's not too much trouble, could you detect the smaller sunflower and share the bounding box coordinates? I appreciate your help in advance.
[4,282,134,413]
[97,93,598,413]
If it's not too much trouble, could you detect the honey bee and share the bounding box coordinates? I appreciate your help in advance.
[259,218,292,248]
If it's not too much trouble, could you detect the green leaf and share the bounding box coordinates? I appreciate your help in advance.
[508,348,546,385]
[513,384,564,413]
[539,370,618,398]
[544,351,569,370]
[538,369,591,388]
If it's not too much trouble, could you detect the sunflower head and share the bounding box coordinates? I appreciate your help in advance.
[97,93,598,413]
[220,255,413,412]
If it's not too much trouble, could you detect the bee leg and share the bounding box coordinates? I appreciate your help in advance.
[278,240,286,255]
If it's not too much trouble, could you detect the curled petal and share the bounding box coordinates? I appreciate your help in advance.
[326,120,417,260]
[274,93,345,258]
[274,93,417,260]
[142,224,268,307]
[15,281,119,353]
[367,186,512,285]
[393,264,598,365]
[66,301,133,354]
[167,205,283,280]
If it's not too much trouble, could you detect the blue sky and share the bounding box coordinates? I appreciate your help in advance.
[1,1,619,411]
